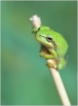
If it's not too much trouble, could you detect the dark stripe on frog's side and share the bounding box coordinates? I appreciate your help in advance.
[51,40,57,51]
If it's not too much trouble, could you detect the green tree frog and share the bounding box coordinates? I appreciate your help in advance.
[33,26,68,70]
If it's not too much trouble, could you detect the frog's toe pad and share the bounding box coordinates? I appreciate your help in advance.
[46,61,57,69]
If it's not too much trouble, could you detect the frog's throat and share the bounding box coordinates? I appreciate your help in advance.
[41,45,51,55]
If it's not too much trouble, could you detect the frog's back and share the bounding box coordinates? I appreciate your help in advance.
[50,30,68,57]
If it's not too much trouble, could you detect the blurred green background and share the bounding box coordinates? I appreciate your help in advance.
[1,1,77,105]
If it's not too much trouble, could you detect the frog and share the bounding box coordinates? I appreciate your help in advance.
[32,26,68,70]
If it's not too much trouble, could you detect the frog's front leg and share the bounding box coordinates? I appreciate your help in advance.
[45,49,57,68]
[40,52,56,59]
[40,47,57,69]
[40,47,57,59]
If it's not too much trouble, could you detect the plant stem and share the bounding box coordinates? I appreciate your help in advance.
[30,15,71,106]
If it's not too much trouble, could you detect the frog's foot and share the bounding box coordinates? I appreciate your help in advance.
[46,59,57,69]
[57,58,66,70]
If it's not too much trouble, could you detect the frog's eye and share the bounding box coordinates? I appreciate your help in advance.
[38,27,40,31]
[46,37,52,42]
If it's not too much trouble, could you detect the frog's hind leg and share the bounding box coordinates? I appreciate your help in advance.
[46,58,66,70]
[57,58,66,70]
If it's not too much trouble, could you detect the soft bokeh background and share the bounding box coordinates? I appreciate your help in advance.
[1,1,77,105]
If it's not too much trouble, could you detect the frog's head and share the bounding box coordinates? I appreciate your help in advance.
[33,26,56,49]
